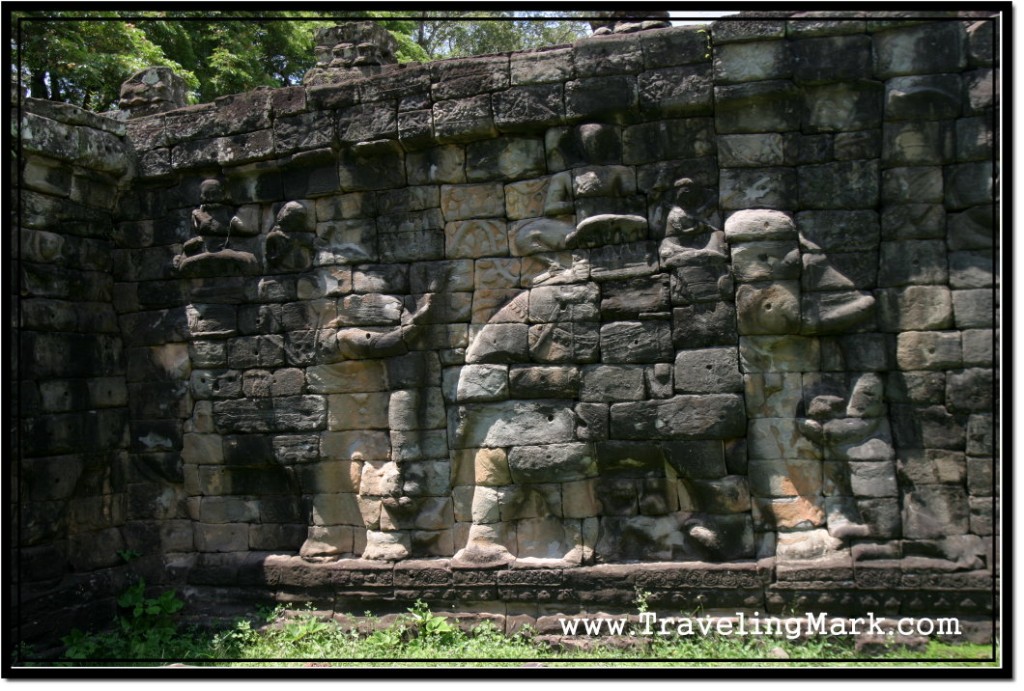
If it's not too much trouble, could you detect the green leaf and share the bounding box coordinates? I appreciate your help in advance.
[13,12,589,108]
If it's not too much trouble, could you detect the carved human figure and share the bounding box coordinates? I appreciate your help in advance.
[264,201,314,273]
[659,177,727,268]
[175,179,259,277]
[185,179,239,255]
[799,372,893,546]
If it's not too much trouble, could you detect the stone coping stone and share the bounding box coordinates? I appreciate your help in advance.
[22,96,128,136]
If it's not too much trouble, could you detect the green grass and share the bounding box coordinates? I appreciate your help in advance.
[201,614,996,669]
[15,589,1000,669]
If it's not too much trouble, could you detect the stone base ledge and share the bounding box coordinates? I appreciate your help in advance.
[181,552,995,619]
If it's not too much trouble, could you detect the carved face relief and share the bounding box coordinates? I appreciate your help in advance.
[199,179,225,205]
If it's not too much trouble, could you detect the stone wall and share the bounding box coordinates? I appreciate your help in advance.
[13,14,999,642]
[15,99,135,640]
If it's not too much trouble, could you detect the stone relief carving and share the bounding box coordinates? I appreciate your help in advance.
[117,66,188,119]
[175,178,260,277]
[299,270,453,561]
[265,201,314,273]
[302,22,400,87]
[726,209,893,560]
[658,177,727,267]
[165,71,953,568]
[334,296,436,361]
[449,189,741,567]
[588,10,672,35]
[18,18,993,645]
[173,177,897,567]
[440,201,892,566]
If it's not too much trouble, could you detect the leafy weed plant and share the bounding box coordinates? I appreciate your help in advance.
[61,579,210,663]
[49,593,998,668]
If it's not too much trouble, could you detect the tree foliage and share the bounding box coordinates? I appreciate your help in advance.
[14,11,182,111]
[13,11,590,111]
[14,10,329,109]
[137,12,329,102]
[407,11,590,59]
